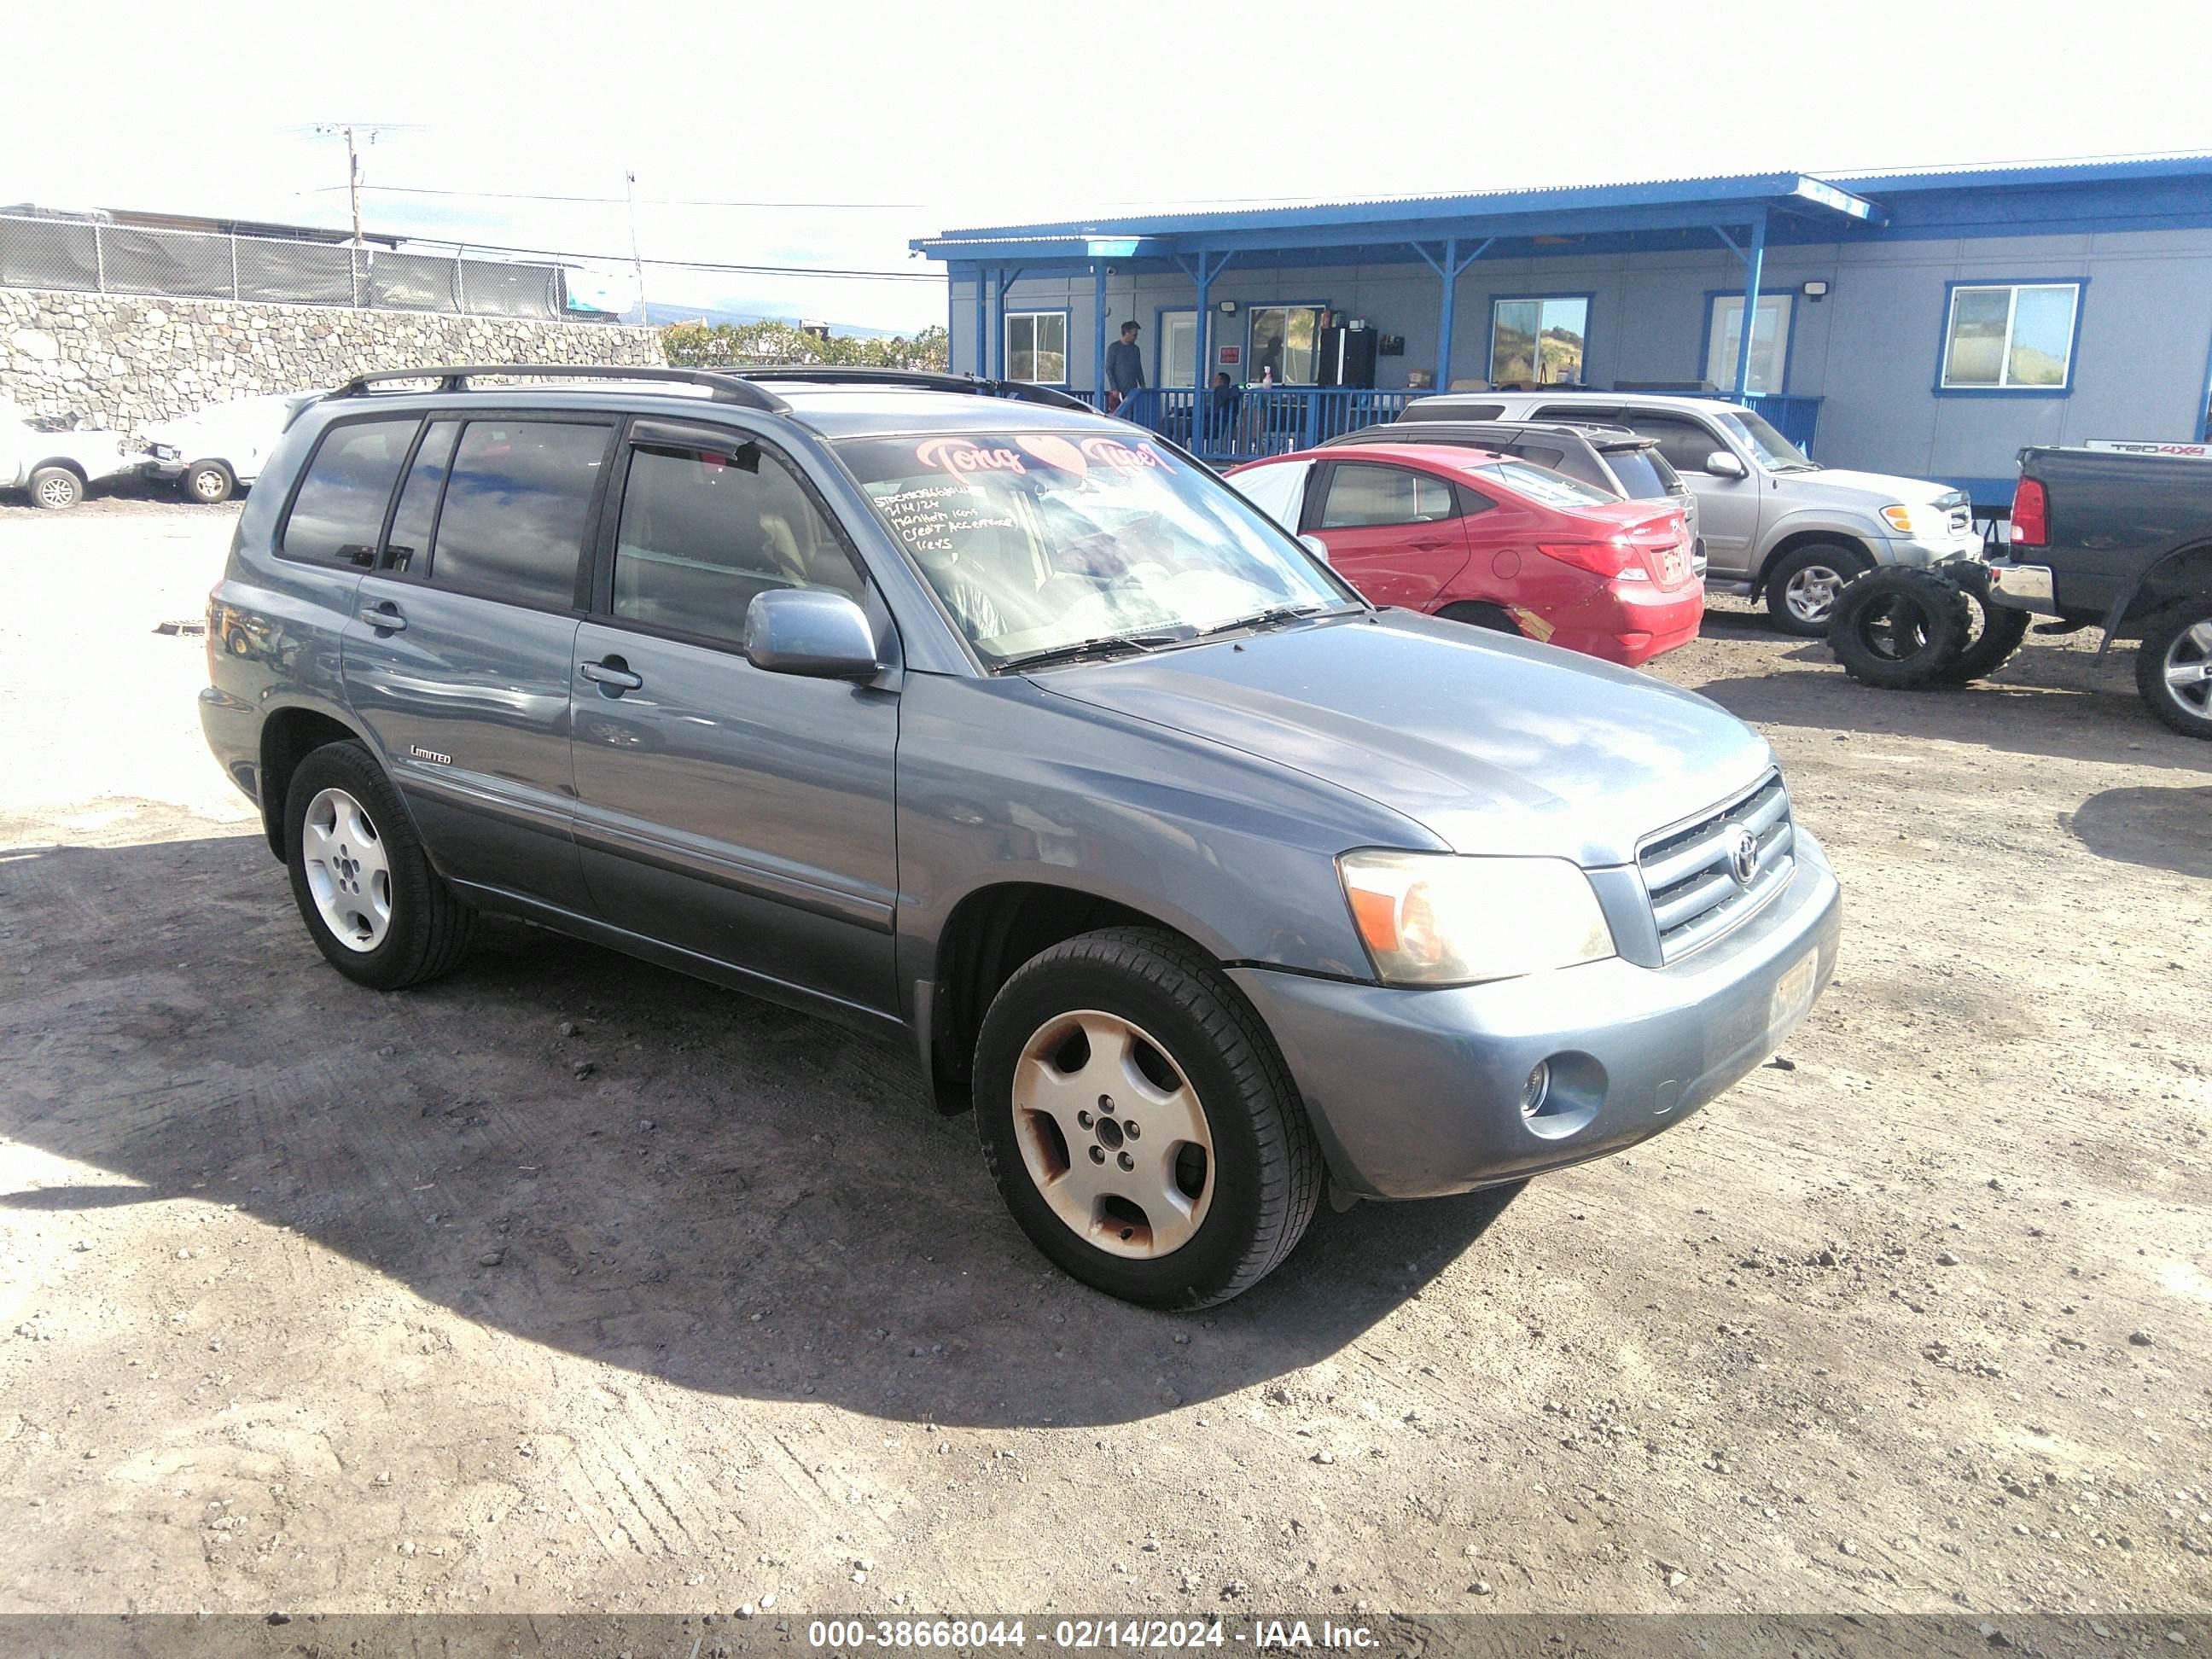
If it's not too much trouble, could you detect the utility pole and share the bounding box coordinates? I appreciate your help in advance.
[626,171,649,326]
[312,123,381,247]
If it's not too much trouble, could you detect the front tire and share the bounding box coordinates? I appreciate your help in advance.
[183,460,236,504]
[27,465,83,510]
[283,741,475,989]
[1828,566,1971,690]
[973,927,1322,1308]
[1765,543,1870,636]
[2136,601,2212,739]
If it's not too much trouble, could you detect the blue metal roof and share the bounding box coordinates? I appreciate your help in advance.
[910,154,2212,264]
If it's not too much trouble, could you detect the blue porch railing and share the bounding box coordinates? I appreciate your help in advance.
[1075,386,1823,465]
[1100,387,1442,464]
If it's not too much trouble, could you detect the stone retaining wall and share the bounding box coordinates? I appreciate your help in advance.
[3,288,664,433]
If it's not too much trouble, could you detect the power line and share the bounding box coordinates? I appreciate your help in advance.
[390,229,940,282]
[306,182,925,210]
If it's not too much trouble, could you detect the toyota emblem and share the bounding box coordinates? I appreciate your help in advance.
[1728,827,1759,885]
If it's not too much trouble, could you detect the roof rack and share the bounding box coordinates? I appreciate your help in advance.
[733,365,1096,414]
[326,364,791,414]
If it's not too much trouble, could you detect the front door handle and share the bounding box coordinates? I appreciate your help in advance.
[579,657,643,692]
[364,603,406,632]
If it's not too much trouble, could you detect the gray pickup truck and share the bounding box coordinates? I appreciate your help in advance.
[1984,445,2212,737]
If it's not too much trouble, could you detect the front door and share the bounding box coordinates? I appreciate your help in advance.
[568,422,901,1017]
[1302,460,1471,608]
[1158,310,1199,389]
[340,412,612,914]
[1605,410,1763,580]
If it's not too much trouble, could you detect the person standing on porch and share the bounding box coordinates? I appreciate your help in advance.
[1103,321,1144,412]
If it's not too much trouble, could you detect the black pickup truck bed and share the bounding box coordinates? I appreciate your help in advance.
[1984,445,2212,736]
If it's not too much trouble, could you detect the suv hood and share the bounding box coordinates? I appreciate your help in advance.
[1033,613,1773,867]
[1785,467,1964,508]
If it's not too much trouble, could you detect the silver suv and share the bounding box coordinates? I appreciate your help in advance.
[1407,391,1979,634]
[201,364,1840,1307]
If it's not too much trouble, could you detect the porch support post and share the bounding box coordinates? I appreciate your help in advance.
[1093,259,1109,405]
[1435,238,1458,393]
[1193,256,1211,389]
[1732,209,1767,402]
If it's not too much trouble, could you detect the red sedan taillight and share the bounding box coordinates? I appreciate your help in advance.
[1538,538,1651,581]
[2010,477,2049,549]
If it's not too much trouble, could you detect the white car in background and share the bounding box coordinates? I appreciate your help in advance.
[142,392,310,504]
[1,399,147,509]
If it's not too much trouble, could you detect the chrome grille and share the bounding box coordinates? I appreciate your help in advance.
[1937,490,1973,538]
[1639,772,1795,962]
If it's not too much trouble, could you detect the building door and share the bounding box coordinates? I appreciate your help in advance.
[1158,310,1198,388]
[1705,294,1792,395]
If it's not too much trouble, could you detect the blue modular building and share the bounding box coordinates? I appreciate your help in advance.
[911,156,2212,505]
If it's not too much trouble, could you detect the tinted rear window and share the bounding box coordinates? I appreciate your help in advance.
[1603,447,1671,499]
[281,418,417,567]
[428,421,608,609]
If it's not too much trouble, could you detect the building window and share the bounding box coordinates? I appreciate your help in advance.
[1705,293,1792,394]
[1248,305,1324,384]
[1490,297,1587,386]
[1941,282,2081,390]
[1004,311,1068,383]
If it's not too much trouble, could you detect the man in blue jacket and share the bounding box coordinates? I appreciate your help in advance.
[1103,322,1144,411]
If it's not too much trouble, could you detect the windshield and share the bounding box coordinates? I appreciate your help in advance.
[1601,447,1672,500]
[1477,458,1620,509]
[1715,409,1813,470]
[839,432,1357,665]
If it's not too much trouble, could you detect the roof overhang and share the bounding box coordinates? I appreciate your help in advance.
[910,172,1887,266]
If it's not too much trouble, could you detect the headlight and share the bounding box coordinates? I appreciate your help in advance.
[1338,851,1616,987]
[1879,504,1918,535]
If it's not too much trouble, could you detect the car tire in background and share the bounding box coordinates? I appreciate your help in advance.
[971,926,1323,1309]
[2135,600,2212,739]
[1437,600,1523,637]
[283,741,477,989]
[1827,566,1971,690]
[183,459,236,504]
[1764,542,1871,637]
[26,465,83,510]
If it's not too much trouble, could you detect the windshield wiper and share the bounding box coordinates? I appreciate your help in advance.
[1196,602,1355,639]
[995,631,1185,672]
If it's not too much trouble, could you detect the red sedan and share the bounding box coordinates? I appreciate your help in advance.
[1227,442,1703,667]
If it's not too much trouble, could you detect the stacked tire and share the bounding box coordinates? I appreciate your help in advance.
[1827,566,2028,690]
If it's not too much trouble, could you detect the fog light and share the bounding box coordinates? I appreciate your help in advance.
[1520,1062,1551,1118]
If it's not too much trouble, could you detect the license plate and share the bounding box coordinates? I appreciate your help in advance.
[1767,948,1819,1045]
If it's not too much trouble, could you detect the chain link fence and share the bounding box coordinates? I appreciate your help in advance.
[0,213,573,321]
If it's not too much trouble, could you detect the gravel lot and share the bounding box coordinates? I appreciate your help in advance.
[1,497,2206,1621]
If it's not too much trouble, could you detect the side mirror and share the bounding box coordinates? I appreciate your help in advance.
[1704,449,1749,480]
[1298,533,1334,568]
[743,587,882,679]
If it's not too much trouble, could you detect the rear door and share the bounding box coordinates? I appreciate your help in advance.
[1599,409,1761,578]
[1302,460,1472,608]
[567,421,901,1016]
[341,411,614,914]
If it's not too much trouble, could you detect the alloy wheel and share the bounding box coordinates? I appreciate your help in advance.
[1784,563,1847,626]
[2163,620,2212,716]
[300,787,393,952]
[1011,1010,1214,1259]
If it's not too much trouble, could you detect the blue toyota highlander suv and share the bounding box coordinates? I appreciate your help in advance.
[201,365,1840,1307]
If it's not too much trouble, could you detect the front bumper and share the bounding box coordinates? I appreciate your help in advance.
[1883,528,1984,568]
[1231,828,1842,1200]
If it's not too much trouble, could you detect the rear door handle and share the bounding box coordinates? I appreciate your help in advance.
[364,603,406,632]
[579,658,643,692]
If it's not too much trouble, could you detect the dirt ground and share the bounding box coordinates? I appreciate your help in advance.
[1,495,2206,1623]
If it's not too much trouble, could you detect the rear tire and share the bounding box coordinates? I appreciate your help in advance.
[1827,566,1970,690]
[1437,600,1522,636]
[182,460,236,504]
[1764,543,1870,636]
[283,741,475,989]
[972,927,1322,1308]
[27,466,83,510]
[2135,600,2212,739]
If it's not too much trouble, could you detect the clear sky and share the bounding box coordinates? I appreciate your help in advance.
[5,0,2208,333]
